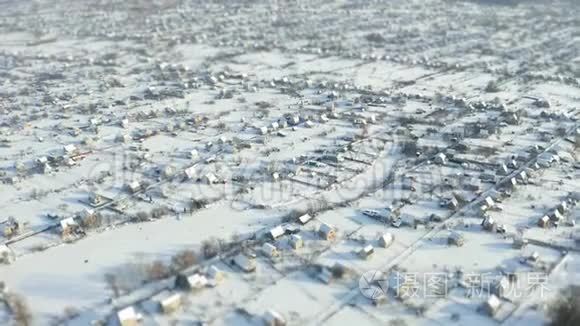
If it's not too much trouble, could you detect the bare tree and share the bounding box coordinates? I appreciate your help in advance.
[147,260,170,281]
[171,250,197,271]
[6,293,33,326]
[389,318,408,326]
[201,238,220,259]
[104,273,121,298]
[548,285,580,326]
[484,80,501,93]
[306,197,330,215]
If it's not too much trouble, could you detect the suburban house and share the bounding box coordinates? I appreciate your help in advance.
[175,273,208,290]
[232,253,257,273]
[116,306,140,326]
[153,292,182,314]
[318,223,336,241]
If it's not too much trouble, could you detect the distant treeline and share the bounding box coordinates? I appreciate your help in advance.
[447,0,577,5]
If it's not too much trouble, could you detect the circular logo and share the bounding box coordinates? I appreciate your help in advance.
[359,270,386,300]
